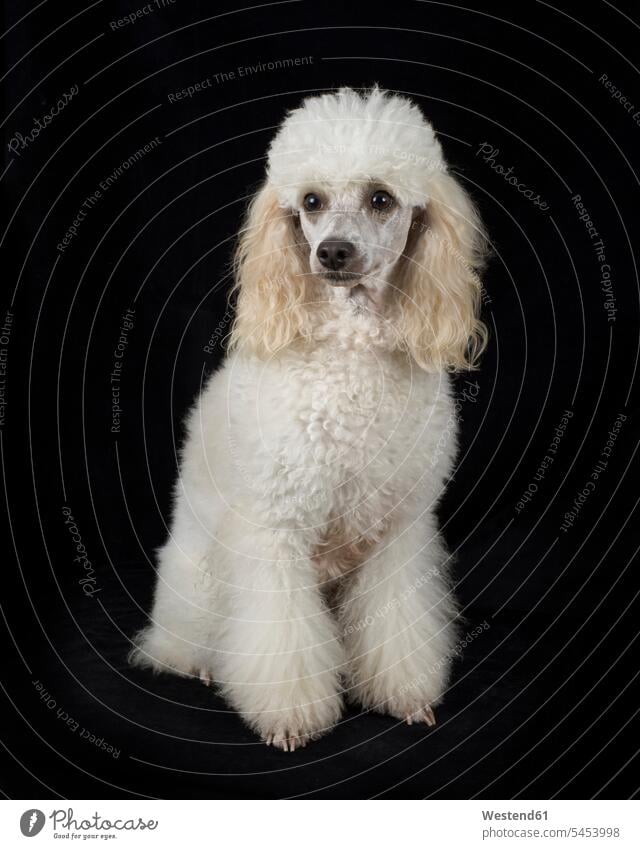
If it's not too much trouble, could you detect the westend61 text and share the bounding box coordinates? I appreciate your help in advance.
[482,810,548,820]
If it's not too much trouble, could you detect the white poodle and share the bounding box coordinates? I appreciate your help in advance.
[131,87,487,751]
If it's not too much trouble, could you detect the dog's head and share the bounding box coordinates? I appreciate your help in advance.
[230,87,487,371]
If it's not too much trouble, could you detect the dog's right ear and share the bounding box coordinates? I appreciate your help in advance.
[228,183,312,356]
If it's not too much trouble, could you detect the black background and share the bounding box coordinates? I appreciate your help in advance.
[2,0,639,799]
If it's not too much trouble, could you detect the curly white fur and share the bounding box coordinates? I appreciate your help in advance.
[130,87,487,751]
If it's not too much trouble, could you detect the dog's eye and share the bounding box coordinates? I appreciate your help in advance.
[303,193,322,212]
[371,190,394,212]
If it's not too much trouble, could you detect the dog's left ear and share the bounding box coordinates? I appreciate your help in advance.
[229,183,312,356]
[395,171,488,371]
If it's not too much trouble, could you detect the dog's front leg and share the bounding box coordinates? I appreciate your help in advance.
[215,523,344,750]
[340,514,458,725]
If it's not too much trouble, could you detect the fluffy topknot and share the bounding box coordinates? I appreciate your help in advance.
[266,87,445,207]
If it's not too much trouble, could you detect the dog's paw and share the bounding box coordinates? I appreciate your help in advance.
[403,704,436,727]
[349,675,442,728]
[252,691,343,752]
[264,727,311,752]
[194,667,215,687]
[383,695,438,727]
[258,708,335,752]
[129,626,198,678]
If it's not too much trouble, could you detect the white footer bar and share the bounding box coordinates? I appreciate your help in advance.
[0,800,637,848]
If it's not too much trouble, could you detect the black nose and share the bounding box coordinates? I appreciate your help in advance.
[316,240,354,270]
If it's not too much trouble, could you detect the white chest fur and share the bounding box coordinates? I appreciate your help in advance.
[218,333,455,538]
